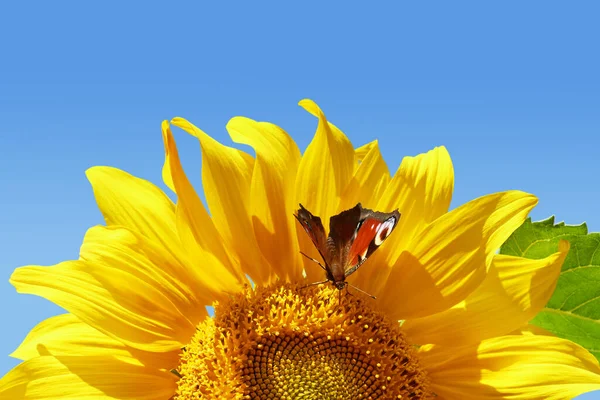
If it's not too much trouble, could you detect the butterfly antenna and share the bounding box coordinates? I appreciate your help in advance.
[347,283,376,300]
[299,251,327,271]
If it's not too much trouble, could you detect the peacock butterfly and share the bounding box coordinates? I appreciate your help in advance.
[294,203,400,298]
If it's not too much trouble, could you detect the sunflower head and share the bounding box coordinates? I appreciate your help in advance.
[177,283,430,399]
[3,99,600,400]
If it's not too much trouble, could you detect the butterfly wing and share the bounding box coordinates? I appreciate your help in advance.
[297,203,401,283]
[343,205,400,277]
[295,204,328,263]
[327,204,365,281]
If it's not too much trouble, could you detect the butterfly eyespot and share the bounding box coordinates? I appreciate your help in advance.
[374,217,396,246]
[352,220,364,240]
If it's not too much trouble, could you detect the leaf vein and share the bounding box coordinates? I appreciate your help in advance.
[542,308,600,325]
[561,264,599,274]
[520,234,575,257]
[570,294,600,313]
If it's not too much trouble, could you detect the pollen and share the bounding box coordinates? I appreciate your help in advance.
[175,283,431,399]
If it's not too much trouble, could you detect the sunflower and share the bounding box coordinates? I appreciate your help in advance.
[2,99,600,400]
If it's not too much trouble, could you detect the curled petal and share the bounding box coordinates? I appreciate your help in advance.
[228,117,303,282]
[161,121,245,285]
[171,117,270,285]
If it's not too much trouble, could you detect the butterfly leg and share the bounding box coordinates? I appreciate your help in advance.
[347,283,376,300]
[300,280,329,290]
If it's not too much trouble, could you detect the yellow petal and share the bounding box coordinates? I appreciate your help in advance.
[85,167,178,258]
[11,260,187,352]
[11,314,134,361]
[374,146,454,268]
[344,146,453,295]
[171,117,271,285]
[160,123,175,193]
[403,240,569,346]
[161,121,245,286]
[227,117,303,282]
[339,141,393,290]
[354,141,378,164]
[377,191,538,319]
[419,335,600,400]
[0,356,176,399]
[11,225,205,353]
[338,140,390,211]
[11,314,179,368]
[295,99,354,281]
[296,99,354,219]
[81,224,209,320]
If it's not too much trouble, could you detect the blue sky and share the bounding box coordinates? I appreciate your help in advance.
[1,1,599,397]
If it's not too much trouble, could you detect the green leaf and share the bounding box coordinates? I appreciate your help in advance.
[500,216,600,360]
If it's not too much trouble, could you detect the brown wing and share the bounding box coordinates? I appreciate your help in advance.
[328,204,363,247]
[295,204,328,263]
[326,204,365,280]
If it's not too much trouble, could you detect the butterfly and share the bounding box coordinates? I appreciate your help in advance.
[294,203,400,298]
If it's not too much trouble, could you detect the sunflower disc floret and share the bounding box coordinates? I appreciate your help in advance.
[176,284,430,399]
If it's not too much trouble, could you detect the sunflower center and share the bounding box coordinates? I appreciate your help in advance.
[175,283,430,399]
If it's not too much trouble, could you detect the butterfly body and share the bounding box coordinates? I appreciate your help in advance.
[295,203,400,294]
